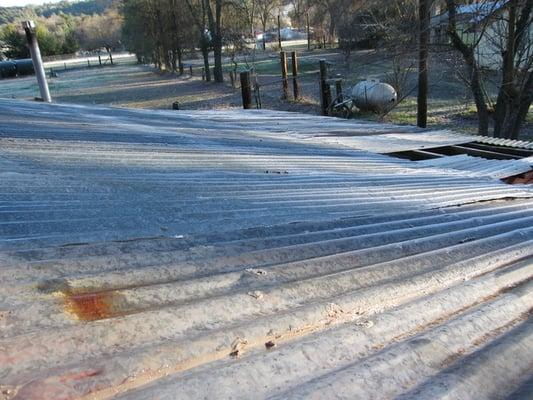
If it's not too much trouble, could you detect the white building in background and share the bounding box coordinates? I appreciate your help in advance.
[430,0,533,70]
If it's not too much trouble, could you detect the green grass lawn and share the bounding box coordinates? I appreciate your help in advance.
[222,56,323,75]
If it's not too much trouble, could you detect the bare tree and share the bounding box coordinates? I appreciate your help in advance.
[204,0,224,82]
[183,0,212,81]
[77,8,122,60]
[256,0,279,50]
[169,0,187,74]
[239,0,258,36]
[289,0,305,29]
[446,0,532,138]
[418,0,430,127]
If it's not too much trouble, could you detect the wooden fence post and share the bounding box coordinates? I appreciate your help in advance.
[319,59,331,115]
[98,54,102,67]
[240,71,252,109]
[280,51,288,100]
[291,51,299,100]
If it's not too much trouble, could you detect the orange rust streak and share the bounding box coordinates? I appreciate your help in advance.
[65,292,116,321]
[58,369,103,383]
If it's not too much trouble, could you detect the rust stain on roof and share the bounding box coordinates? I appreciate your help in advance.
[64,291,123,322]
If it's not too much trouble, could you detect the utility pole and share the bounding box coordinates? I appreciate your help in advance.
[417,0,429,128]
[22,20,51,103]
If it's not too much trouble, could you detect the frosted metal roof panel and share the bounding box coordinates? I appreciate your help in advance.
[0,99,532,400]
[418,154,532,179]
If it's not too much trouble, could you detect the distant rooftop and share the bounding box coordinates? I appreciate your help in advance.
[432,0,509,24]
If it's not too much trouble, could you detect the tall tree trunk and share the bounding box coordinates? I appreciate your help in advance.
[327,6,336,45]
[105,46,114,65]
[154,51,161,69]
[493,1,518,137]
[250,0,256,37]
[205,0,223,82]
[446,0,489,135]
[500,101,521,139]
[163,49,172,70]
[177,47,184,75]
[171,49,177,72]
[155,7,167,70]
[307,12,310,51]
[278,14,282,49]
[417,0,429,128]
[509,71,533,139]
[262,21,267,50]
[506,1,533,139]
[183,0,211,81]
[201,39,211,81]
[170,0,184,75]
[469,65,490,135]
[213,40,223,82]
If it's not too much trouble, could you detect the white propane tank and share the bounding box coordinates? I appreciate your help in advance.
[351,80,397,112]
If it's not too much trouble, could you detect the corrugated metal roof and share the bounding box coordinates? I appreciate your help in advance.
[0,100,480,153]
[0,99,532,400]
[474,136,533,150]
[417,154,532,179]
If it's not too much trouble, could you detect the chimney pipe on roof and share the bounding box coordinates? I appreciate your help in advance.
[22,20,52,103]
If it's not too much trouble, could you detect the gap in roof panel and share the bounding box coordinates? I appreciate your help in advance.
[386,141,533,184]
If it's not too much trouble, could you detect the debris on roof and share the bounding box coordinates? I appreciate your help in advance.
[0,99,532,399]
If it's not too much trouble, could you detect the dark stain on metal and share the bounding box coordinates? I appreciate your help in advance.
[37,278,71,294]
[265,340,276,349]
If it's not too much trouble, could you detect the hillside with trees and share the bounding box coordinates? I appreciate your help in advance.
[0,0,118,25]
[0,0,122,59]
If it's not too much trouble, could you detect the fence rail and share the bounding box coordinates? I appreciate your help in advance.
[237,52,345,114]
